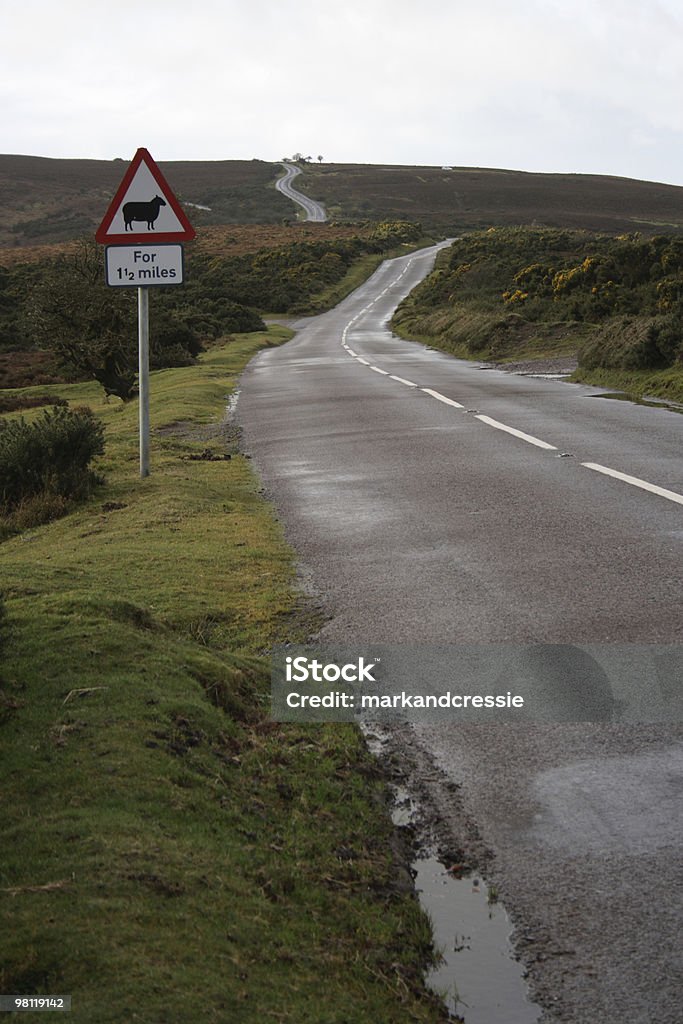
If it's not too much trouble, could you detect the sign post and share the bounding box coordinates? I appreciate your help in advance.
[95,148,195,478]
[138,286,150,478]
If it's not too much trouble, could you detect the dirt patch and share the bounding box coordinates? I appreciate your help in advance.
[155,418,240,447]
[365,723,494,870]
[486,355,578,376]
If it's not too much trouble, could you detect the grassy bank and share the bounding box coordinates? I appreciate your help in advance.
[394,306,683,402]
[391,228,683,399]
[570,364,683,402]
[392,304,589,364]
[296,238,438,315]
[0,330,446,1023]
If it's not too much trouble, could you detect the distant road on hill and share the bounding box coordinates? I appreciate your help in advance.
[1,152,682,247]
[276,163,327,222]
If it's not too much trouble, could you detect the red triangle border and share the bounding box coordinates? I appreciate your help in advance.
[95,148,196,244]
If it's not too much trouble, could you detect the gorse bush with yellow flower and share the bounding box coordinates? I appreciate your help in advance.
[393,226,683,370]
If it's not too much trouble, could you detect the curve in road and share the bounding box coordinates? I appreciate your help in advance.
[276,162,327,222]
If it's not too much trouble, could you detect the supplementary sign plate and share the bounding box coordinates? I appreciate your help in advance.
[105,244,184,287]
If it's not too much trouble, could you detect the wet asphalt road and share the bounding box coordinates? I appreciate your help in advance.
[237,244,683,1023]
[275,163,327,221]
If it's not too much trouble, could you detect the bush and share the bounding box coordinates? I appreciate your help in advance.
[0,405,105,516]
[0,394,67,414]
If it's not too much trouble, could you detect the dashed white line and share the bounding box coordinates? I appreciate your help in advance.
[475,414,557,450]
[582,463,683,506]
[421,388,464,409]
[341,322,683,513]
[340,278,683,513]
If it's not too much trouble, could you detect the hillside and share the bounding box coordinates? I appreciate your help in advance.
[292,163,683,235]
[391,226,683,400]
[0,155,292,246]
[0,220,425,389]
[2,155,683,248]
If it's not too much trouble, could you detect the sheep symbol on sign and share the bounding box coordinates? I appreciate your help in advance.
[122,195,167,232]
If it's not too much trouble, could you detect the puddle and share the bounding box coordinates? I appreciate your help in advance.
[520,372,573,380]
[365,725,541,1024]
[414,856,540,1024]
[225,388,241,419]
[592,391,683,414]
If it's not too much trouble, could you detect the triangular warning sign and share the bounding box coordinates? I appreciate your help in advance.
[96,148,196,244]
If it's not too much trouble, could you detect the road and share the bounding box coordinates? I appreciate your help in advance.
[236,243,683,1023]
[275,162,327,221]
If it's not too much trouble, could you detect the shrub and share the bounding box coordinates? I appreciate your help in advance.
[0,394,67,414]
[0,405,105,516]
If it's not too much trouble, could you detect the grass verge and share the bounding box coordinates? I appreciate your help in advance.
[392,306,588,364]
[393,308,683,403]
[570,365,683,403]
[292,238,438,316]
[0,328,446,1023]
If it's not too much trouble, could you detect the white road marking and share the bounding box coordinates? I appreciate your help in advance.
[421,388,465,409]
[582,463,683,506]
[340,266,683,514]
[475,414,557,450]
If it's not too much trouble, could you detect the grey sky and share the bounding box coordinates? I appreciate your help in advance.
[3,0,683,184]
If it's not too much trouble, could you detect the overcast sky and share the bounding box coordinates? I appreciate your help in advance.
[3,0,683,185]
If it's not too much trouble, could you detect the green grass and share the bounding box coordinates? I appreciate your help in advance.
[570,364,683,403]
[297,239,437,315]
[0,330,446,1023]
[392,304,589,364]
[393,304,683,408]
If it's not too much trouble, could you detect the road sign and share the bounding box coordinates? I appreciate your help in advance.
[95,149,195,479]
[95,148,196,245]
[105,244,184,287]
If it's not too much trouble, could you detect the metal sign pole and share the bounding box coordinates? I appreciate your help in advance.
[138,286,150,478]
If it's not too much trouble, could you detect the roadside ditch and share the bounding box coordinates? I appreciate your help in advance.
[364,724,544,1024]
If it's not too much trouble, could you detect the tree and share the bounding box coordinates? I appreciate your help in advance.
[25,239,203,400]
[317,155,324,163]
[25,240,139,399]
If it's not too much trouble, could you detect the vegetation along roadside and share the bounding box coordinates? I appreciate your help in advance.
[392,226,683,402]
[0,221,428,393]
[0,328,448,1023]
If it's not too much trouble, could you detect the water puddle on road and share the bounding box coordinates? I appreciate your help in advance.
[225,387,241,420]
[592,390,683,414]
[390,783,541,1024]
[520,372,573,380]
[414,854,541,1024]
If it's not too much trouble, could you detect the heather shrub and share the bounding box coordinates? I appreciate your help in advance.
[0,405,105,518]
